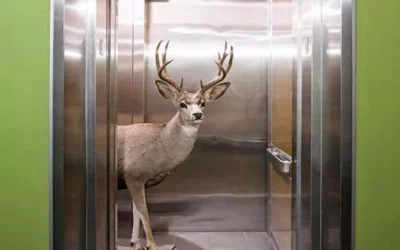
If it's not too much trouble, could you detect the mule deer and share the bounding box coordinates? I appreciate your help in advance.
[117,40,234,250]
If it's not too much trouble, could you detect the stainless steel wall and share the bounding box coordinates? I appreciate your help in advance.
[268,0,296,236]
[116,0,270,232]
[146,0,270,232]
[144,0,269,138]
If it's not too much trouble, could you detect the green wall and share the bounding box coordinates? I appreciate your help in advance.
[0,1,50,250]
[356,1,400,250]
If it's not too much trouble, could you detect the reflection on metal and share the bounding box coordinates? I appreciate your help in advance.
[267,146,292,179]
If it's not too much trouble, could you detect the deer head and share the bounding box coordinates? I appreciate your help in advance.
[154,40,234,125]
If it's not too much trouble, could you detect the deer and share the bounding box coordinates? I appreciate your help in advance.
[117,40,234,250]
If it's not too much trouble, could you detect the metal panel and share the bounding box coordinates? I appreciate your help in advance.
[310,1,324,250]
[299,0,313,249]
[85,0,97,249]
[268,0,296,245]
[51,0,65,249]
[107,1,118,249]
[269,0,295,156]
[63,1,88,249]
[340,1,354,250]
[116,0,134,124]
[96,0,110,249]
[291,1,302,249]
[321,0,341,249]
[132,0,145,123]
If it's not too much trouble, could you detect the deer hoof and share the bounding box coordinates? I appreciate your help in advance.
[129,241,142,250]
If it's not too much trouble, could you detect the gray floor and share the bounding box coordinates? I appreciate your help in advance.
[117,232,276,250]
[272,231,291,250]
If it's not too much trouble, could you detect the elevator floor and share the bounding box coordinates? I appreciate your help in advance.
[117,231,276,250]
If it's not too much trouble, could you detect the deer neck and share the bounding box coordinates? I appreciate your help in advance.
[164,112,200,140]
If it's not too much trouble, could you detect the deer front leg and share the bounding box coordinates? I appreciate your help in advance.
[130,201,142,250]
[126,181,158,250]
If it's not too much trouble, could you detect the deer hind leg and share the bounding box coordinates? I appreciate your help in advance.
[126,181,158,250]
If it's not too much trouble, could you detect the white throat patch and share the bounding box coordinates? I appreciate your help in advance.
[181,124,199,136]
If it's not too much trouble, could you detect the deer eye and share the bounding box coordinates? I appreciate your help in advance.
[180,103,187,109]
[201,102,205,107]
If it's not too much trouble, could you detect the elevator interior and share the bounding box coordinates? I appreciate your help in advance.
[116,0,291,249]
[52,0,354,249]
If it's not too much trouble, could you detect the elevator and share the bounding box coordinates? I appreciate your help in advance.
[50,0,355,250]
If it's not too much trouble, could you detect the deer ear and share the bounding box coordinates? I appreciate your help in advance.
[204,82,231,101]
[155,80,180,101]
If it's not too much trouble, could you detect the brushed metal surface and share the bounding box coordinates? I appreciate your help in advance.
[132,0,145,123]
[294,1,355,250]
[63,1,87,249]
[51,0,65,249]
[321,1,342,250]
[270,0,295,156]
[144,0,269,139]
[299,0,313,249]
[107,1,118,249]
[267,2,295,250]
[341,1,355,249]
[146,0,268,231]
[116,0,134,125]
[95,0,110,249]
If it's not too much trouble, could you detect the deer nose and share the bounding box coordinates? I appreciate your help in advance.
[193,113,203,120]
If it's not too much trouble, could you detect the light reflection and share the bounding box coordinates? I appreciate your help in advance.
[65,2,95,13]
[65,49,82,59]
[122,47,297,58]
[326,48,341,56]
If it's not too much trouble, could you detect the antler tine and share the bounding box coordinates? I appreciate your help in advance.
[155,40,163,70]
[155,40,181,91]
[200,42,234,94]
[162,41,170,74]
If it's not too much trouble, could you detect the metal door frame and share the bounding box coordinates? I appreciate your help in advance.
[266,1,356,250]
[50,0,118,249]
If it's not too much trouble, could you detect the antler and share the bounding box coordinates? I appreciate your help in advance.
[200,41,234,94]
[155,40,183,91]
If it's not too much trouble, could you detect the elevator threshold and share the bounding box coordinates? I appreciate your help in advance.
[118,231,277,250]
